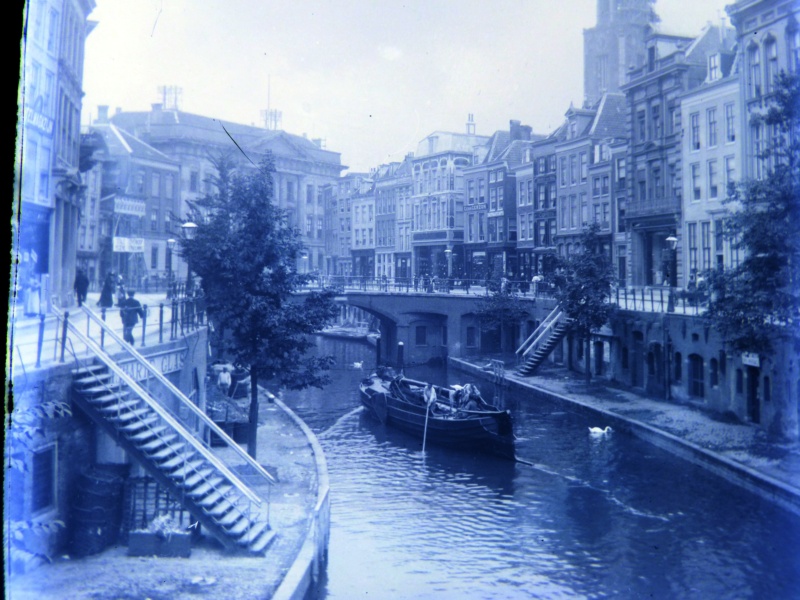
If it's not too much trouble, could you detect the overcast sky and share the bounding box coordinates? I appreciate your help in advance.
[80,0,731,172]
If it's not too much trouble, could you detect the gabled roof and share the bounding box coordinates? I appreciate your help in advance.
[110,108,342,167]
[91,123,179,166]
[588,93,627,139]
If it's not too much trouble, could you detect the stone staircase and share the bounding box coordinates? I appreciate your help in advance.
[57,305,277,556]
[516,305,572,377]
[72,362,275,555]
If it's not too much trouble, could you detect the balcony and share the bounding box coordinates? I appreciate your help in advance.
[626,195,681,219]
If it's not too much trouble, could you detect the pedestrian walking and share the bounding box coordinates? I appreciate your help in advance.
[217,366,231,397]
[120,290,144,345]
[74,269,89,307]
[98,273,114,308]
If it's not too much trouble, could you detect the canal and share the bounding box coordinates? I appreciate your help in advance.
[280,336,800,599]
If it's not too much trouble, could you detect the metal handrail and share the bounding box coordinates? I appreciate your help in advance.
[516,304,562,358]
[52,306,267,505]
[78,304,276,487]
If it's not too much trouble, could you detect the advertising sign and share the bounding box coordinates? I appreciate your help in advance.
[742,352,760,367]
[113,237,145,253]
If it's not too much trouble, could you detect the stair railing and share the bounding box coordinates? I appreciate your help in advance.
[516,304,564,361]
[53,306,267,507]
[78,305,276,488]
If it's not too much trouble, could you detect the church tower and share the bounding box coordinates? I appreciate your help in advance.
[583,0,659,106]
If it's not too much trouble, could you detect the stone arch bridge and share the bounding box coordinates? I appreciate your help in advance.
[331,290,556,366]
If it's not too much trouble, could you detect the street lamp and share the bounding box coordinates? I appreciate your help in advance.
[166,238,176,298]
[181,222,197,293]
[666,235,678,312]
[444,247,453,293]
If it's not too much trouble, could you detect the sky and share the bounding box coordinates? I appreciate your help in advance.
[79,0,732,172]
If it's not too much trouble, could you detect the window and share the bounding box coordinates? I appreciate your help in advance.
[702,221,711,270]
[638,110,646,142]
[151,245,159,269]
[748,45,761,98]
[560,157,567,187]
[468,213,474,242]
[691,164,701,200]
[593,177,601,197]
[689,354,704,398]
[725,104,735,142]
[527,180,533,206]
[549,183,556,208]
[569,195,578,229]
[151,173,160,197]
[135,171,146,194]
[651,104,662,138]
[47,9,58,52]
[791,29,800,72]
[724,156,736,192]
[715,219,725,268]
[150,210,159,231]
[690,113,700,150]
[559,197,567,229]
[519,182,525,206]
[710,359,719,387]
[190,171,199,192]
[489,188,497,211]
[306,184,314,204]
[478,180,485,203]
[478,213,485,241]
[765,39,778,93]
[415,326,427,346]
[707,108,717,147]
[602,175,609,195]
[616,157,626,189]
[580,152,588,181]
[31,445,56,513]
[688,222,698,273]
[708,161,719,199]
[709,54,720,81]
[537,184,545,209]
[317,217,323,239]
[306,216,313,235]
[617,200,626,233]
[496,170,503,181]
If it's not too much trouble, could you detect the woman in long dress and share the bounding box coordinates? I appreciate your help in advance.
[24,277,40,316]
[98,274,114,308]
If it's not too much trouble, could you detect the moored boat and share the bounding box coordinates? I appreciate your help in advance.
[359,369,515,459]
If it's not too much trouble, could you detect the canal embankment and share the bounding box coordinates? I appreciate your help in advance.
[451,357,800,517]
[7,386,328,600]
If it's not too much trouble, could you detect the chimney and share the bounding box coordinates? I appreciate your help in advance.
[466,113,476,135]
[96,105,109,124]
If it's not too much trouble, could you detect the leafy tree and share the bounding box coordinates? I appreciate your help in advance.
[474,286,531,354]
[554,223,615,383]
[705,72,800,356]
[181,154,338,458]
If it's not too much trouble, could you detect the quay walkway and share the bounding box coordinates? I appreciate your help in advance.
[454,356,800,516]
[7,291,328,600]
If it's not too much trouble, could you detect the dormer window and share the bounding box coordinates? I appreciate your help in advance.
[708,54,720,81]
[569,121,577,139]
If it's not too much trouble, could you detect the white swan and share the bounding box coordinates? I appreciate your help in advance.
[588,426,613,435]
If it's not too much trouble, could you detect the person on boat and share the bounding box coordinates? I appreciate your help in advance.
[424,383,437,409]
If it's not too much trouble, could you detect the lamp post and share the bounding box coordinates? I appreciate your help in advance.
[166,238,176,298]
[666,235,678,312]
[181,222,197,294]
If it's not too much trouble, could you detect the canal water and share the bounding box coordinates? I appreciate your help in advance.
[280,336,800,599]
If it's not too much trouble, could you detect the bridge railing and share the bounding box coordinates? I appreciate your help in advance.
[302,276,557,299]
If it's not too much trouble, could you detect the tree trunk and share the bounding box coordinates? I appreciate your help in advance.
[247,365,259,459]
[585,336,592,384]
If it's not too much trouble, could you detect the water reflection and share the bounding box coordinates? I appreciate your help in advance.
[280,336,800,600]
